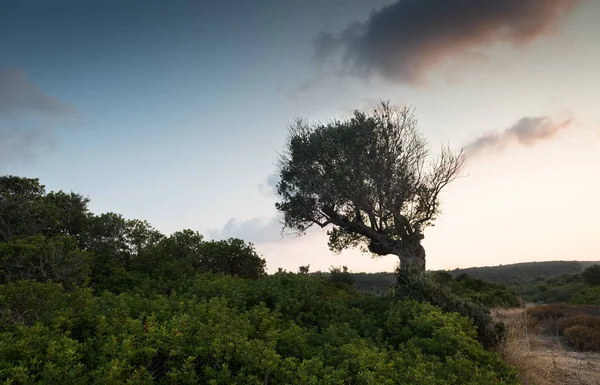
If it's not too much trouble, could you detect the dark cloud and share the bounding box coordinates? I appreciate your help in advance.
[465,115,574,157]
[0,69,73,116]
[207,216,287,244]
[315,0,579,84]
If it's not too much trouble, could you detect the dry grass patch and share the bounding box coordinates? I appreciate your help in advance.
[494,306,600,385]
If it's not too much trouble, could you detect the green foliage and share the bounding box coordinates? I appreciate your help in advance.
[571,286,600,305]
[328,266,355,285]
[0,275,518,384]
[431,271,520,308]
[0,235,92,288]
[131,232,266,286]
[508,266,600,304]
[351,272,397,296]
[0,176,90,242]
[582,264,600,286]
[395,270,507,349]
[0,174,520,383]
[275,103,463,270]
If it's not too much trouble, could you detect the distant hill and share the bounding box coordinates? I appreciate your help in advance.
[448,261,600,284]
[346,261,600,294]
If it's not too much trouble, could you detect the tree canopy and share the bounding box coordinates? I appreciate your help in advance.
[0,175,266,289]
[276,102,464,271]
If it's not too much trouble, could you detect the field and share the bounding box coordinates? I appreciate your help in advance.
[496,305,600,385]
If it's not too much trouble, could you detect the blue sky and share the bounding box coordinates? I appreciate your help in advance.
[2,0,600,273]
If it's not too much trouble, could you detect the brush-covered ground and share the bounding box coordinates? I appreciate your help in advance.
[496,305,600,385]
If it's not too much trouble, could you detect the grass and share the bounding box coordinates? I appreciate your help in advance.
[494,305,600,385]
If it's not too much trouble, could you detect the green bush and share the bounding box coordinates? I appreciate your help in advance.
[395,269,506,349]
[571,286,600,305]
[582,264,600,286]
[0,275,519,384]
[0,235,91,289]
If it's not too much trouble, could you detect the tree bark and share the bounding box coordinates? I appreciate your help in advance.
[368,238,426,272]
[397,242,426,272]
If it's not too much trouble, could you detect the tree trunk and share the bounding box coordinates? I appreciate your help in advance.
[368,238,426,272]
[395,242,426,272]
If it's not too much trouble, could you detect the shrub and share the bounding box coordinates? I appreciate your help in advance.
[0,275,519,384]
[0,235,91,289]
[563,325,600,352]
[526,304,600,352]
[582,264,600,286]
[431,271,520,308]
[558,315,600,334]
[571,286,600,305]
[395,269,506,349]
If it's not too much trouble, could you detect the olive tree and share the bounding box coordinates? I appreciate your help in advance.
[275,102,464,272]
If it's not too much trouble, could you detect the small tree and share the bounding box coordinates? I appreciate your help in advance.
[276,102,464,272]
[328,266,355,285]
[582,265,600,286]
[298,264,310,275]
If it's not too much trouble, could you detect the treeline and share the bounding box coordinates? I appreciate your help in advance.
[0,176,266,293]
[0,175,520,384]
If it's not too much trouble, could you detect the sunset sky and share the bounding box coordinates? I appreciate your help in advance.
[2,0,599,273]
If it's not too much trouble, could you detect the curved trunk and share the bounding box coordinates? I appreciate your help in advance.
[368,239,426,272]
[396,242,426,272]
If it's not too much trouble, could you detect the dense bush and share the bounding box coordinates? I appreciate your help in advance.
[582,264,600,286]
[0,175,521,383]
[571,286,600,305]
[0,275,519,384]
[0,235,92,289]
[431,271,519,308]
[395,269,507,349]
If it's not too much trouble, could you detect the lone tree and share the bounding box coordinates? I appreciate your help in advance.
[275,102,465,272]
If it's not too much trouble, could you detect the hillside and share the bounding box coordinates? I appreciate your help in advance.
[448,261,600,284]
[347,261,600,296]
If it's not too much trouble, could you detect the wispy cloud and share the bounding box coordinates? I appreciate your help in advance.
[465,115,574,157]
[0,69,73,116]
[314,0,580,84]
[207,216,287,244]
[0,69,74,166]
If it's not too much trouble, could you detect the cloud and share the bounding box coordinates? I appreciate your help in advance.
[258,173,280,196]
[314,0,579,84]
[207,216,289,244]
[0,69,73,116]
[464,115,574,157]
[0,69,75,166]
[0,127,54,164]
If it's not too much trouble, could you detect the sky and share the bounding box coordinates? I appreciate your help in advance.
[2,0,599,273]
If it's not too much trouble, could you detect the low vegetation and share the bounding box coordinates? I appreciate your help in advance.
[0,175,521,384]
[527,304,600,352]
